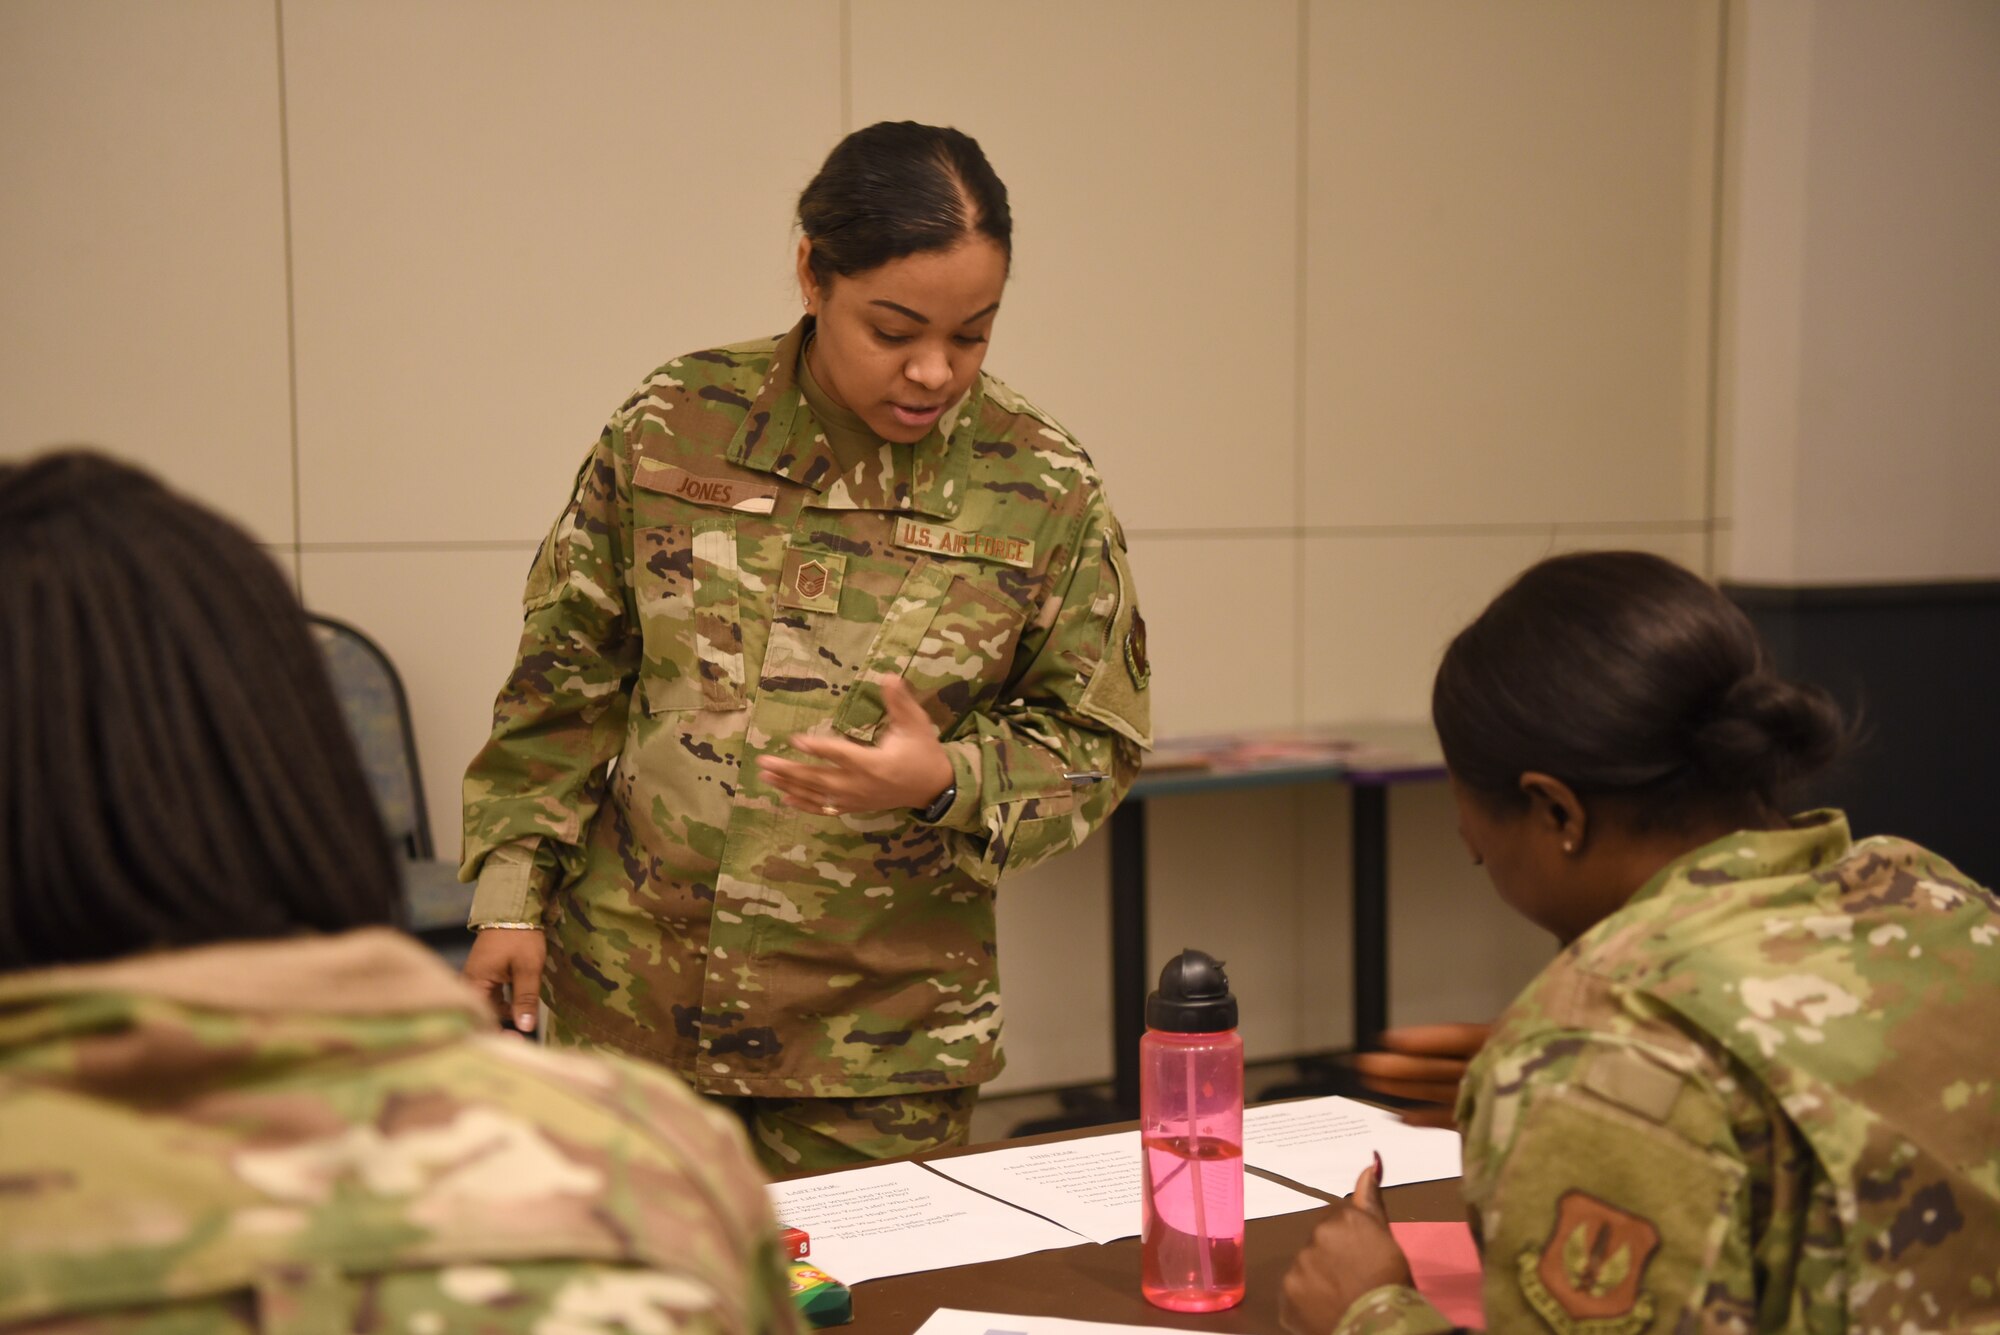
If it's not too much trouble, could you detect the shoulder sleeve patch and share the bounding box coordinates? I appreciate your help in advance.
[1076,536,1151,749]
[1519,1191,1663,1335]
[1485,1071,1746,1335]
[522,447,599,609]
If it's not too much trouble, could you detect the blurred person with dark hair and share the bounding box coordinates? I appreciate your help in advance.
[0,451,798,1334]
[1282,552,2000,1335]
[460,121,1149,1172]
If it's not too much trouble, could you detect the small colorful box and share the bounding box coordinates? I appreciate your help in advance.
[786,1260,852,1328]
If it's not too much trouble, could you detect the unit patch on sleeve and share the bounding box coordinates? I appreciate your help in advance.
[892,518,1034,568]
[1124,611,1150,688]
[1517,1191,1662,1335]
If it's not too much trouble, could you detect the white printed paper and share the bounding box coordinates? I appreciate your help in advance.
[1242,1096,1461,1196]
[914,1309,1190,1335]
[767,1161,1085,1285]
[924,1129,1324,1245]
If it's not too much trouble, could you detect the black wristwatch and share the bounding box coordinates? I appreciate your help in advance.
[917,781,957,824]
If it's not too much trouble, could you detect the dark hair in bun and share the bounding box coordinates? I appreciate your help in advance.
[797,121,1012,287]
[1432,551,1846,829]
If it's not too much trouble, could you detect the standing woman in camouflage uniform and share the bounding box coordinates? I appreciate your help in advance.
[461,122,1151,1173]
[1282,552,2000,1335]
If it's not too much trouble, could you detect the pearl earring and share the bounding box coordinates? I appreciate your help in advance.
[1562,841,1575,853]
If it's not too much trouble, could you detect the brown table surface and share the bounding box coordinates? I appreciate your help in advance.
[777,1117,1466,1334]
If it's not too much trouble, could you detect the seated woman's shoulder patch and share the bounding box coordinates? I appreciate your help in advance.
[1517,1190,1662,1335]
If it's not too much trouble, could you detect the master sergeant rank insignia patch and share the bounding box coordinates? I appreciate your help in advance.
[1517,1190,1662,1335]
[777,548,844,614]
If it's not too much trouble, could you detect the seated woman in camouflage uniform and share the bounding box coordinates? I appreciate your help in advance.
[1282,551,2000,1335]
[0,453,797,1334]
[459,122,1150,1174]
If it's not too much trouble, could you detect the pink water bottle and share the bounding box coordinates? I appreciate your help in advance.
[1140,947,1244,1312]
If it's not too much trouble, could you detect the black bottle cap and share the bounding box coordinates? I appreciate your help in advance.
[1146,947,1238,1033]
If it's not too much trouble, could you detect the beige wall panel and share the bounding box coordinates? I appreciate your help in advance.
[1298,777,1547,1049]
[996,782,1540,1089]
[1546,526,1710,578]
[0,0,294,541]
[1303,527,1708,728]
[1792,0,2000,583]
[299,547,540,861]
[1126,534,1298,736]
[1709,520,1736,583]
[1304,0,1719,528]
[284,2,841,545]
[1716,0,1812,583]
[1292,790,1355,1052]
[988,837,1112,1094]
[1149,790,1308,1063]
[1301,533,1554,724]
[850,1,1298,534]
[266,545,302,596]
[1386,783,1552,1025]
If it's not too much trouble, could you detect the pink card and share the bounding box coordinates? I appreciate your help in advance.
[1390,1221,1483,1328]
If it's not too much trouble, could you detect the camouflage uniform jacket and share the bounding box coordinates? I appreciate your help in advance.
[0,930,800,1335]
[461,318,1151,1098]
[1336,812,2000,1335]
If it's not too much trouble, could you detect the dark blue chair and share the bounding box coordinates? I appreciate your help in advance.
[309,614,470,962]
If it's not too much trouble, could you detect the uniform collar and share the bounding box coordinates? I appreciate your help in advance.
[1623,809,1853,912]
[725,316,976,520]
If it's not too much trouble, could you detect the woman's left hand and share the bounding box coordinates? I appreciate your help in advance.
[1280,1157,1414,1335]
[761,674,956,816]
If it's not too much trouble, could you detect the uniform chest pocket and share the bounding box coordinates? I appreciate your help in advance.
[633,516,746,713]
[832,560,1026,741]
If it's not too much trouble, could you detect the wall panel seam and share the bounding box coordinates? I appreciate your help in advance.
[1702,0,1733,578]
[1292,0,1310,726]
[297,541,541,554]
[274,0,304,595]
[838,0,852,134]
[1125,520,1718,542]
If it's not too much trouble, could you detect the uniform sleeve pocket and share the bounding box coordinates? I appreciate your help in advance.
[634,517,745,713]
[981,788,1081,877]
[1075,538,1152,749]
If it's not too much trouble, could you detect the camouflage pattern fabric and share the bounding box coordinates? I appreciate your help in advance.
[723,1089,977,1179]
[1334,811,2000,1335]
[0,930,800,1334]
[462,317,1150,1101]
[544,1007,975,1177]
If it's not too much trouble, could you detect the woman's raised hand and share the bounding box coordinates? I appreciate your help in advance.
[760,674,956,817]
[1279,1156,1412,1335]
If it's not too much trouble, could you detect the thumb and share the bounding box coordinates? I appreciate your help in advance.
[1353,1152,1388,1221]
[509,950,543,1033]
[876,673,933,735]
